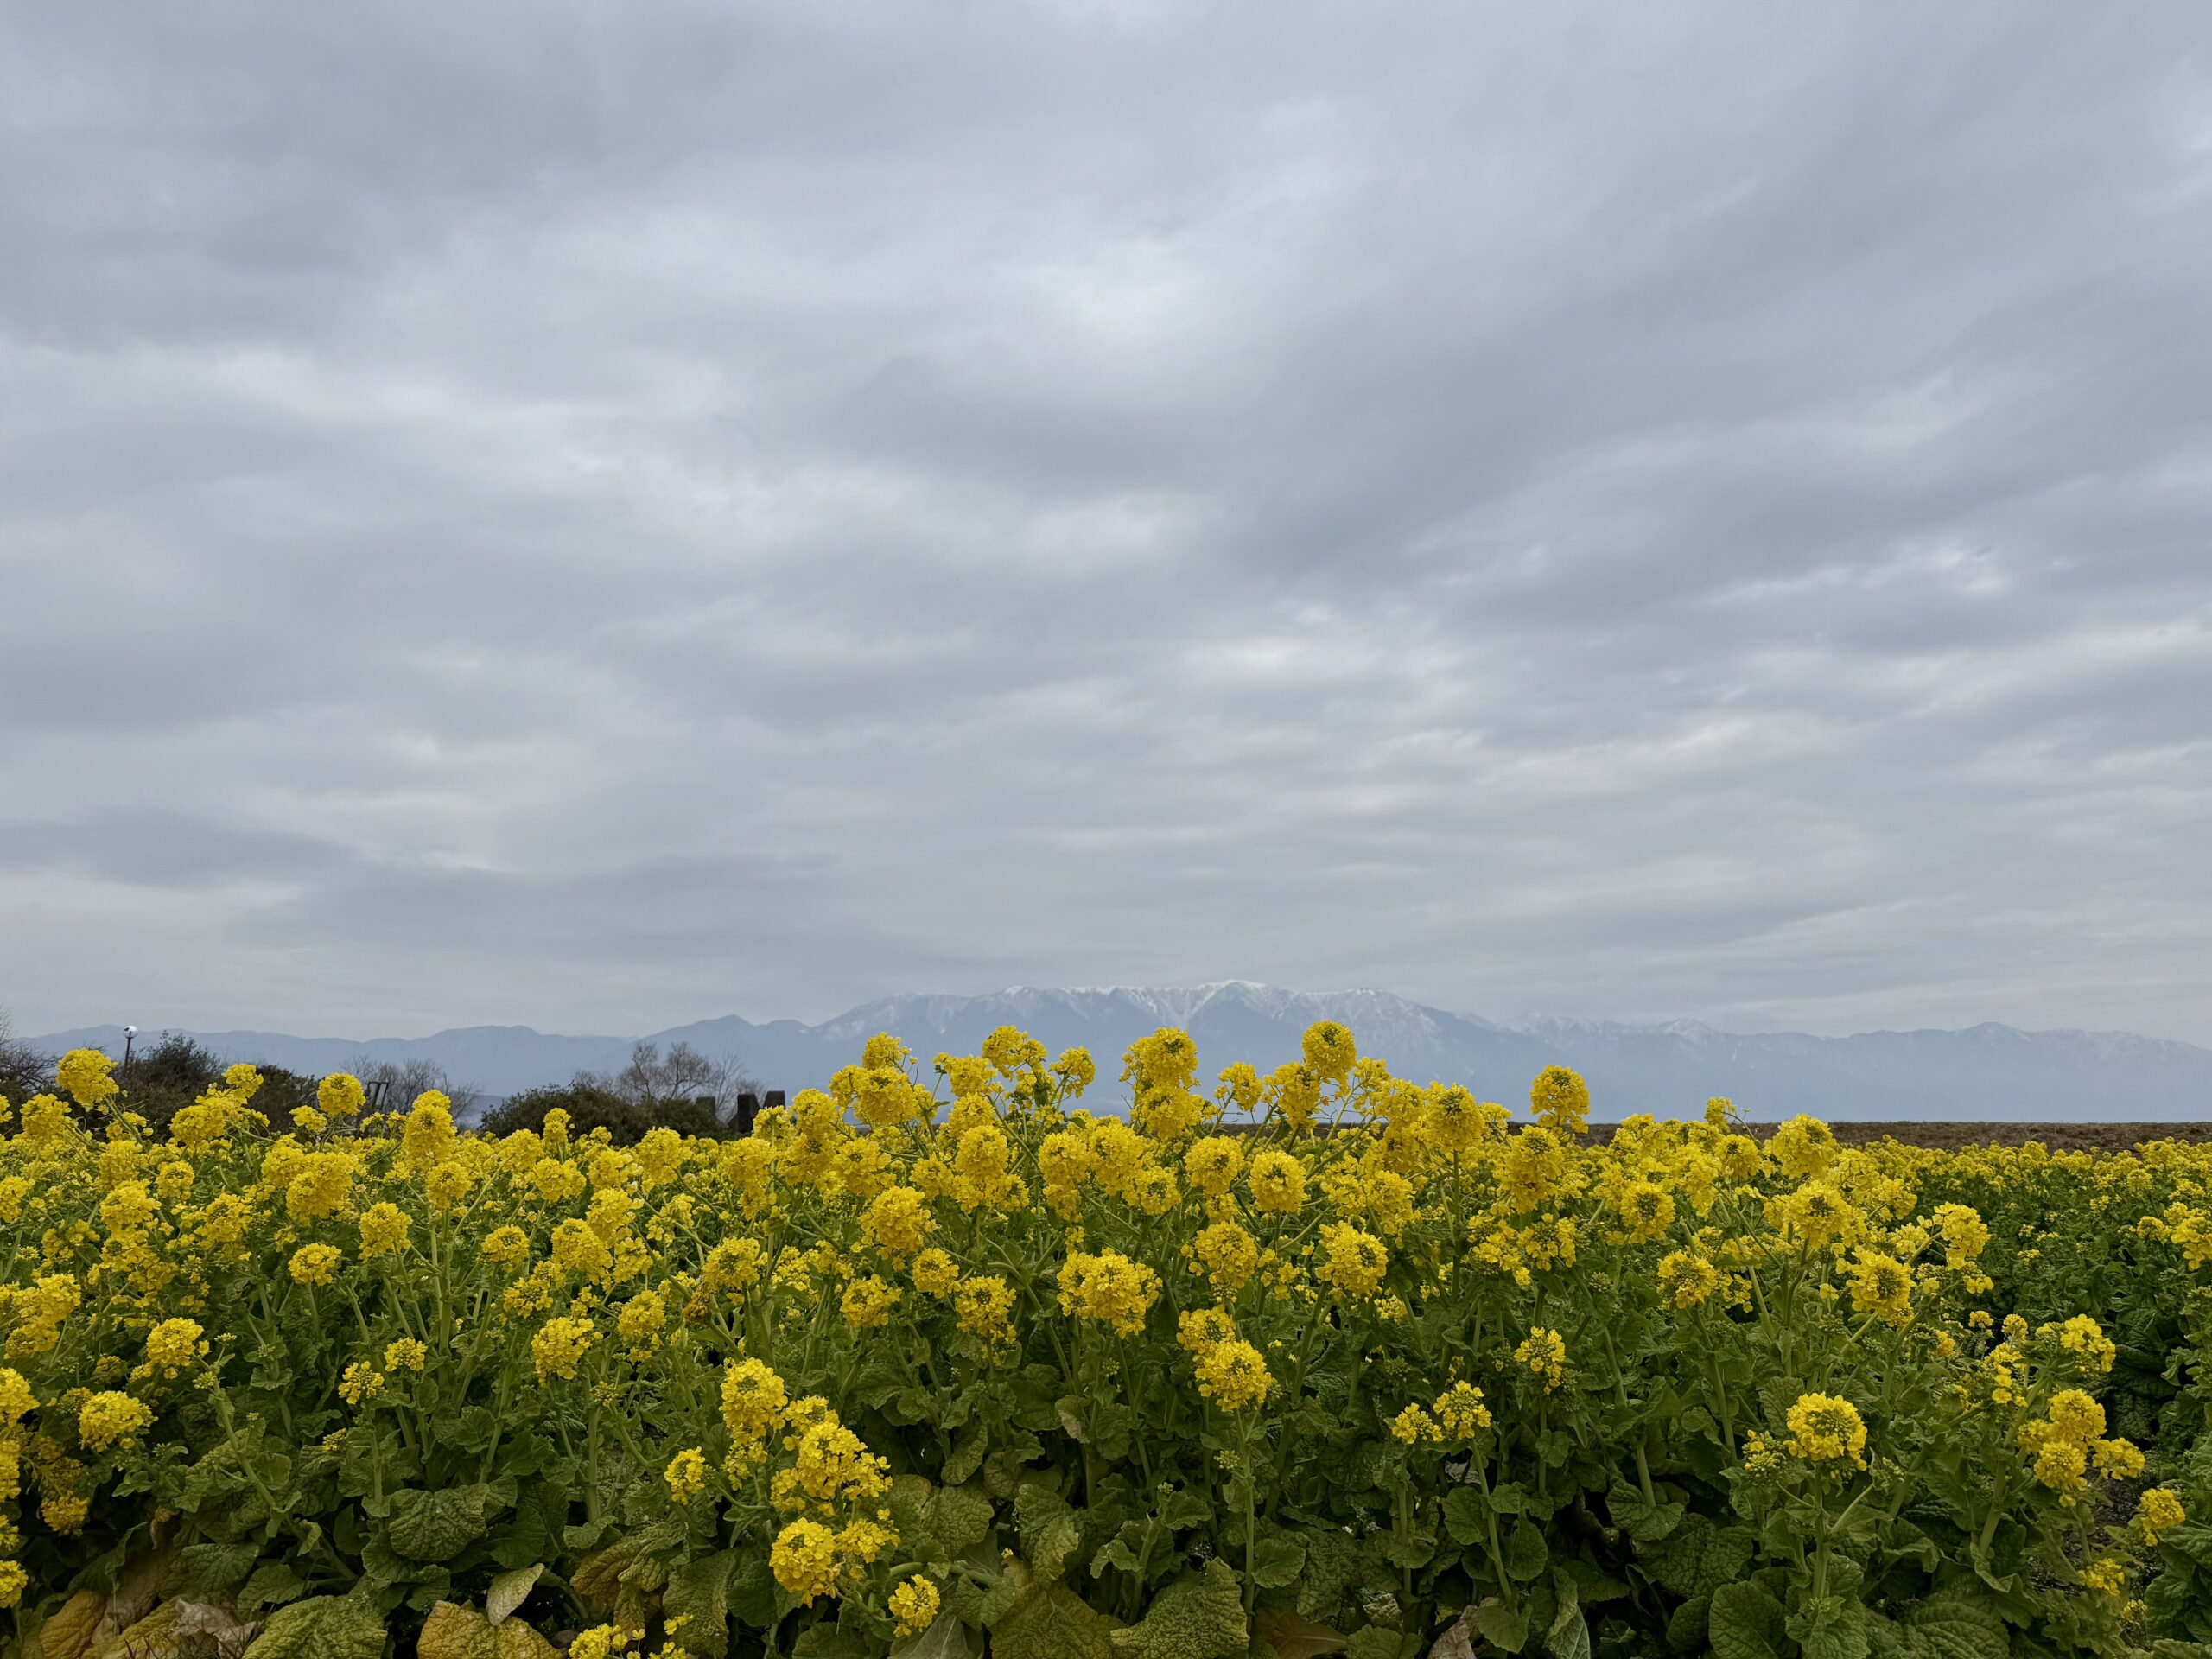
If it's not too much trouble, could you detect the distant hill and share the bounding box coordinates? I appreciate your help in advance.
[30,980,2212,1120]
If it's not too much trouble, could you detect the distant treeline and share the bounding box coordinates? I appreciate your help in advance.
[0,1008,761,1147]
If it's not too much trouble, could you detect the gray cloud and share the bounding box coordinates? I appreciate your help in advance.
[3,2,2211,1046]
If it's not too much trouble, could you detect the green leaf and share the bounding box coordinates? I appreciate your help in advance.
[985,1429,1048,1497]
[944,1425,989,1485]
[950,1557,1033,1630]
[386,1486,498,1563]
[1109,1560,1247,1659]
[1707,1581,1785,1659]
[852,1350,912,1410]
[1339,1443,1390,1498]
[1472,1601,1529,1654]
[730,1552,779,1631]
[2159,1524,2212,1570]
[1055,1396,1091,1444]
[1503,1520,1548,1583]
[1549,1565,1579,1618]
[242,1594,387,1659]
[1442,1490,1488,1548]
[1665,1594,1709,1653]
[890,1611,978,1659]
[563,1517,614,1554]
[1255,1609,1350,1659]
[1086,1401,1139,1462]
[1380,1529,1435,1571]
[181,1541,260,1597]
[1605,1477,1683,1545]
[791,1627,871,1659]
[1090,1529,1146,1581]
[1638,1516,1757,1599]
[664,1553,735,1657]
[1295,1532,1359,1624]
[1892,1592,2010,1659]
[927,1484,996,1553]
[487,1503,550,1573]
[1789,1596,1868,1659]
[1554,1559,1628,1606]
[1156,1486,1214,1533]
[1014,1483,1084,1582]
[408,1573,458,1616]
[238,1563,307,1613]
[1544,1601,1592,1659]
[992,1580,1120,1659]
[1249,1535,1307,1590]
[1344,1630,1410,1659]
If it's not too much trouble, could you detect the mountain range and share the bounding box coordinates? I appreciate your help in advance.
[28,981,2212,1121]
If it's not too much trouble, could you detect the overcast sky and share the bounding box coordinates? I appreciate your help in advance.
[4,4,2211,1046]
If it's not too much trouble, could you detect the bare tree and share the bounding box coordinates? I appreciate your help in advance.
[0,1008,49,1101]
[578,1039,761,1114]
[349,1056,483,1119]
[706,1049,766,1112]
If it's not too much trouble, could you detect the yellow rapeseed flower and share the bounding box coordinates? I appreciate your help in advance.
[889,1574,940,1639]
[532,1316,597,1382]
[1516,1326,1567,1392]
[1193,1339,1273,1411]
[288,1243,341,1287]
[1783,1393,1867,1470]
[56,1049,118,1110]
[665,1446,709,1503]
[78,1390,153,1452]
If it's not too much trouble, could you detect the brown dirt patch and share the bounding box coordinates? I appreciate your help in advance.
[1586,1121,2212,1153]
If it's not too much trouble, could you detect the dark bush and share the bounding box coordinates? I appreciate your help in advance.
[250,1065,321,1125]
[113,1033,228,1132]
[480,1082,729,1145]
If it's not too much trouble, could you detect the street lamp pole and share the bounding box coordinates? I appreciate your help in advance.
[123,1026,137,1077]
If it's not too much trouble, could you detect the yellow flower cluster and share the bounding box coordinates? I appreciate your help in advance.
[2019,1387,2142,1502]
[1783,1393,1867,1470]
[887,1573,940,1638]
[1391,1380,1493,1447]
[1057,1249,1160,1336]
[1515,1325,1567,1391]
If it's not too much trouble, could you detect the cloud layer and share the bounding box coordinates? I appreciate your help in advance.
[5,3,2210,1042]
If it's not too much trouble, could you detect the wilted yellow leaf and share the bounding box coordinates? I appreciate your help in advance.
[495,1620,562,1659]
[486,1565,542,1626]
[416,1602,496,1659]
[38,1592,107,1659]
[95,1600,181,1659]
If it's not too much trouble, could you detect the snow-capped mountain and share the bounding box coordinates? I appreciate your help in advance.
[29,981,2212,1120]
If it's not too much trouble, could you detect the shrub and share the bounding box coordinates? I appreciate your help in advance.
[481,1080,728,1144]
[105,1032,226,1133]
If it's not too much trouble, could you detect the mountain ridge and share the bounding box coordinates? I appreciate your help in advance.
[25,982,2212,1120]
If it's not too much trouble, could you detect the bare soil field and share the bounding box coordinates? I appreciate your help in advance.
[1588,1121,2212,1152]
